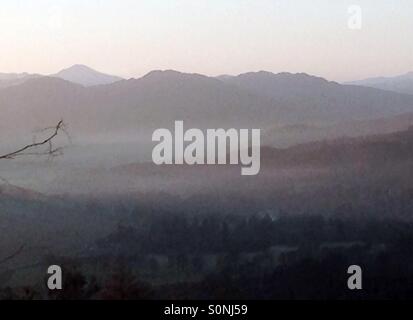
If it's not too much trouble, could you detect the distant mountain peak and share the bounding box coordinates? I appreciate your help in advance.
[60,64,96,72]
[52,64,123,87]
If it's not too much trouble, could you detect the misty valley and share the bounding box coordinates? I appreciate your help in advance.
[1,67,413,300]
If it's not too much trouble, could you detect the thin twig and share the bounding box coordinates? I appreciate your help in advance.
[0,120,65,160]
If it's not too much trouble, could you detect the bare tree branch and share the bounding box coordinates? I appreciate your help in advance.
[0,120,66,160]
[0,121,67,265]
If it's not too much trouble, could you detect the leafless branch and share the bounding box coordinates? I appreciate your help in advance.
[0,122,66,265]
[0,120,66,160]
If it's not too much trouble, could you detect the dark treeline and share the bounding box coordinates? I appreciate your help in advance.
[2,206,413,299]
[97,212,413,255]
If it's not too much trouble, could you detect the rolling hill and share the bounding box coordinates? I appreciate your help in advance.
[347,72,413,95]
[220,71,413,123]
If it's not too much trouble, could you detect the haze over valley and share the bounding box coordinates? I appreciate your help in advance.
[1,64,413,195]
[1,0,413,300]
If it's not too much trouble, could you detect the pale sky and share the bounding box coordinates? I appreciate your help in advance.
[0,0,412,82]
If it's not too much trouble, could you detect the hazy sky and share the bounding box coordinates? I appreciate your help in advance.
[0,0,412,82]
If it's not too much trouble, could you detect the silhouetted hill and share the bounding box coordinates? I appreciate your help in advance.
[113,128,413,182]
[264,112,413,147]
[221,71,413,123]
[262,127,413,168]
[347,72,413,95]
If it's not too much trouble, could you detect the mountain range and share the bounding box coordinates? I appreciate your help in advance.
[1,67,413,147]
[261,126,413,168]
[346,72,413,95]
[0,64,123,89]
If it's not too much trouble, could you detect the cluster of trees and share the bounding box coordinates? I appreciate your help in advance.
[97,212,413,255]
[3,211,413,299]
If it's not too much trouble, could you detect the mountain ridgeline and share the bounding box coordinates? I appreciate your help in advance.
[1,68,413,144]
[347,72,413,95]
